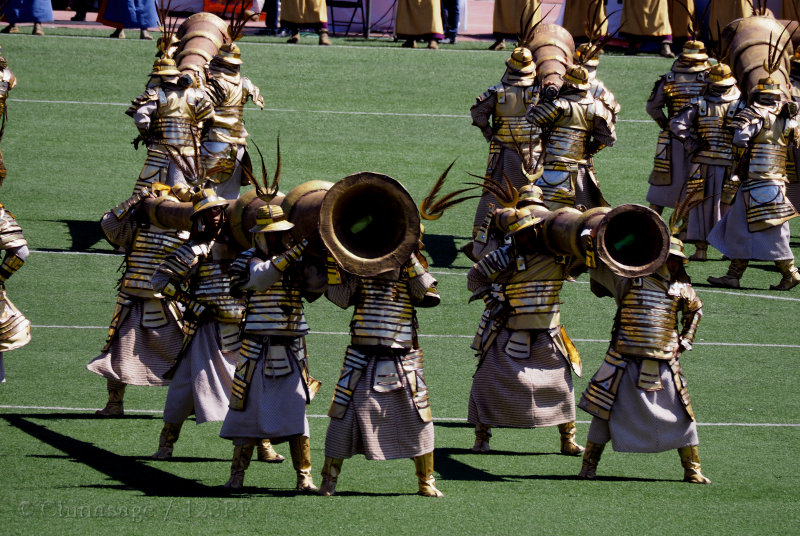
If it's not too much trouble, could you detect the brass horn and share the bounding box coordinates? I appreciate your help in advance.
[538,204,670,278]
[724,15,794,98]
[525,23,576,100]
[319,172,421,277]
[281,180,335,258]
[175,12,231,76]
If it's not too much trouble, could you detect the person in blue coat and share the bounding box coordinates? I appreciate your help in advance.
[1,0,53,35]
[97,0,157,40]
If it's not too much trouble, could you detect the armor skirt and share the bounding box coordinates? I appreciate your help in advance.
[468,328,575,428]
[474,145,538,230]
[324,352,434,460]
[87,299,181,387]
[646,137,690,208]
[162,320,238,424]
[707,189,793,261]
[584,358,698,452]
[219,345,309,442]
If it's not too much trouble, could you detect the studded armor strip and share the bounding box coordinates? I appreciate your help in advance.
[329,346,369,418]
[350,279,415,348]
[243,283,308,336]
[123,229,186,294]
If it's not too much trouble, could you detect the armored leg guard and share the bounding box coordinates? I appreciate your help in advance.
[678,445,711,484]
[708,259,748,289]
[577,441,605,479]
[413,452,444,497]
[224,441,256,489]
[770,259,800,291]
[558,421,585,456]
[318,456,343,496]
[318,29,331,46]
[256,439,285,463]
[471,424,492,453]
[689,242,708,261]
[96,379,126,417]
[152,421,183,460]
[289,436,318,493]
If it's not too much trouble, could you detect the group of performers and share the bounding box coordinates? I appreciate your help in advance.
[0,5,799,497]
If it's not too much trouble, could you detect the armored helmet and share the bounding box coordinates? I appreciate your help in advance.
[708,63,736,87]
[563,64,591,90]
[573,43,599,68]
[506,47,536,75]
[679,40,709,63]
[151,57,181,77]
[495,207,542,235]
[517,184,546,208]
[752,76,783,96]
[249,205,294,233]
[668,235,687,259]
[191,188,228,218]
[213,43,243,66]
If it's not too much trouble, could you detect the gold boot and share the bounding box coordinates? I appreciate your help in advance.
[708,259,748,289]
[558,421,585,456]
[256,439,285,463]
[318,456,343,496]
[152,422,182,459]
[678,445,711,484]
[577,441,605,479]
[224,441,256,489]
[289,435,318,493]
[413,452,443,497]
[471,424,491,453]
[96,380,126,417]
[770,259,800,291]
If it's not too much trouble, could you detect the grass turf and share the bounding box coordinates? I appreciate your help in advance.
[0,30,798,535]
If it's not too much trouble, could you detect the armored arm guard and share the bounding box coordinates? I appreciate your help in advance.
[126,88,158,118]
[151,241,208,294]
[243,77,264,109]
[646,76,668,128]
[228,248,257,295]
[678,284,702,351]
[526,99,564,129]
[470,86,498,142]
[406,253,438,305]
[0,246,26,284]
[468,245,512,301]
[0,210,28,285]
[109,187,153,221]
[272,239,308,272]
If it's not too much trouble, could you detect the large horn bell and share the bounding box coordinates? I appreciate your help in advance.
[320,172,421,277]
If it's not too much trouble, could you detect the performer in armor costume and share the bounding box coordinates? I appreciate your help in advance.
[201,43,264,201]
[707,77,800,291]
[526,64,616,210]
[785,51,800,210]
[466,203,584,457]
[0,203,30,383]
[318,253,443,497]
[127,58,215,195]
[574,43,620,124]
[645,41,711,215]
[150,189,244,459]
[0,47,16,184]
[577,237,711,484]
[669,63,745,261]
[469,47,540,258]
[219,205,322,492]
[87,184,189,416]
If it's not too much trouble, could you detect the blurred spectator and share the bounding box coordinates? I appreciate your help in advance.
[562,0,607,44]
[489,0,540,51]
[97,0,157,40]
[620,0,674,57]
[282,0,330,45]
[441,0,459,44]
[1,0,52,35]
[397,0,444,49]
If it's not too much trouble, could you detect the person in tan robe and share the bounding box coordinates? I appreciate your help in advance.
[488,0,541,51]
[396,0,445,49]
[562,0,607,44]
[281,0,331,45]
[620,0,673,57]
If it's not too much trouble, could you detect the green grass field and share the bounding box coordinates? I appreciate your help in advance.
[0,28,799,535]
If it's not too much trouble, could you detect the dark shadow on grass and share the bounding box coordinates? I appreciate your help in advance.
[2,414,230,497]
[10,412,159,421]
[43,219,107,252]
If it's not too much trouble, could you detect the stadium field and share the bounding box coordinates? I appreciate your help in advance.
[0,29,798,535]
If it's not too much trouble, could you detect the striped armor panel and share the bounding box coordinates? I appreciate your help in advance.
[243,280,308,336]
[613,286,682,360]
[121,228,186,297]
[351,278,414,348]
[151,117,198,147]
[742,179,798,231]
[329,345,369,418]
[590,79,620,118]
[135,147,169,194]
[0,210,26,250]
[663,71,707,118]
[546,127,590,163]
[492,84,538,145]
[0,290,30,352]
[694,98,741,164]
[0,69,15,113]
[195,260,244,322]
[504,280,563,326]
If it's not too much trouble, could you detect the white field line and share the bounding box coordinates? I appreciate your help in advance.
[28,325,800,348]
[8,98,653,123]
[0,405,797,427]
